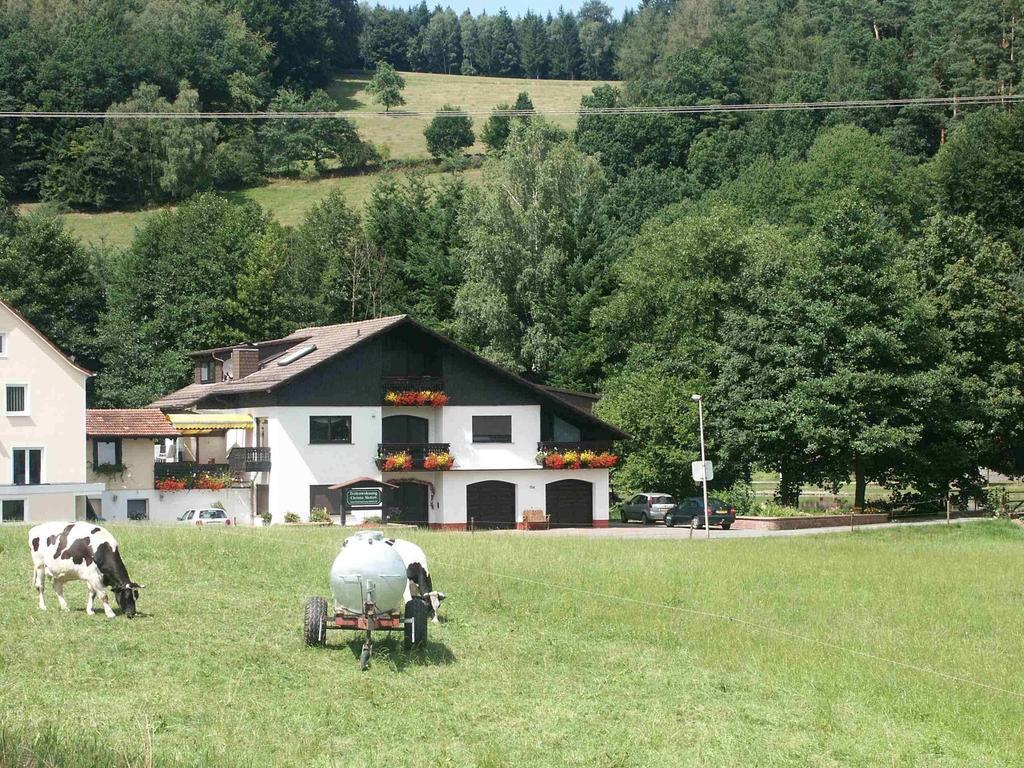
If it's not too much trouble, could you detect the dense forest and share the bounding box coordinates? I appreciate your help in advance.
[2,0,1023,504]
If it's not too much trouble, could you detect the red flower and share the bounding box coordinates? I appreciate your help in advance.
[431,392,449,407]
[544,454,566,469]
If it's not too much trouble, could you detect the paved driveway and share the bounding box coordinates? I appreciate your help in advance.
[500,516,991,540]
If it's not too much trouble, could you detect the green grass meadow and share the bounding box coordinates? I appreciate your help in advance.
[328,70,609,159]
[0,522,1021,767]
[19,166,483,251]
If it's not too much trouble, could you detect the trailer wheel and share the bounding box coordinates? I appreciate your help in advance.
[303,596,327,647]
[404,598,429,650]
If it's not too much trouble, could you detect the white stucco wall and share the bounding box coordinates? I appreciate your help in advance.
[87,438,157,490]
[239,406,382,521]
[95,488,254,524]
[441,405,541,470]
[439,468,609,527]
[186,403,610,527]
[0,303,88,486]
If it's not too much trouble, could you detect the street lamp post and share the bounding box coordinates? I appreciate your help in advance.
[692,394,710,540]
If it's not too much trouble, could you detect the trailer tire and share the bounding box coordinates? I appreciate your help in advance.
[303,596,328,647]
[404,598,429,650]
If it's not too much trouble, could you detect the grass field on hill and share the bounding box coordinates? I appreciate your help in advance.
[19,166,483,250]
[1,521,1021,767]
[18,71,602,250]
[329,70,609,159]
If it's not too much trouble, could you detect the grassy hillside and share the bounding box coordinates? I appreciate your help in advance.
[1,522,1021,766]
[329,70,609,159]
[20,167,483,250]
[16,71,601,250]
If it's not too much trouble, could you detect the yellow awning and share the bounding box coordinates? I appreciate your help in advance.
[168,413,253,434]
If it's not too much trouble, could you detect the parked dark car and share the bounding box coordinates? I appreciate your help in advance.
[665,498,736,530]
[620,493,677,524]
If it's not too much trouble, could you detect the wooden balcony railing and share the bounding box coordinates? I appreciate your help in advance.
[229,446,272,473]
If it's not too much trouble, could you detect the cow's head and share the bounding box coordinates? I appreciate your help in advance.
[116,582,143,618]
[425,591,446,619]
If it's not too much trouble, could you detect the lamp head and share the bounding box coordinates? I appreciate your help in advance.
[691,394,702,402]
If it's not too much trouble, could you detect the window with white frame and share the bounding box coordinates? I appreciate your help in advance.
[12,448,41,485]
[0,332,7,357]
[5,384,27,415]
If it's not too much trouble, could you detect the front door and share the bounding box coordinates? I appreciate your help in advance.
[382,415,429,444]
[384,482,429,525]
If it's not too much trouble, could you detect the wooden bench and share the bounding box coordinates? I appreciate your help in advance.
[521,509,550,530]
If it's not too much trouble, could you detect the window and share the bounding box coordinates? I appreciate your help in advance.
[93,438,122,467]
[127,499,149,521]
[472,415,512,443]
[2,499,24,522]
[309,415,352,444]
[12,448,41,485]
[0,332,7,358]
[5,384,27,415]
[199,360,215,384]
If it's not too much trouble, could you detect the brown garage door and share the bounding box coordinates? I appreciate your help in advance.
[546,479,593,528]
[466,480,516,529]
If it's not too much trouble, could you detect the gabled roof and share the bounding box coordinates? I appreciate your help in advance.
[87,409,179,437]
[149,315,407,409]
[0,297,93,377]
[149,315,628,439]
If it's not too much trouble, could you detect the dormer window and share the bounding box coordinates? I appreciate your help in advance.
[199,360,215,384]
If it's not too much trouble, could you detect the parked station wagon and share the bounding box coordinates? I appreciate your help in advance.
[620,493,676,524]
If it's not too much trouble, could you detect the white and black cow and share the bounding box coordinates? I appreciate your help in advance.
[29,522,142,619]
[385,538,445,622]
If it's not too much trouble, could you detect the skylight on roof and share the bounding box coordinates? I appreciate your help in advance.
[276,344,316,366]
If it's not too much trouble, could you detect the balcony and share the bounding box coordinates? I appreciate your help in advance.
[382,376,447,406]
[376,442,454,471]
[229,446,272,473]
[154,461,231,480]
[537,440,614,453]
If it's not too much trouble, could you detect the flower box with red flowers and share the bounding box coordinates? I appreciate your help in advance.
[383,390,449,407]
[535,449,619,470]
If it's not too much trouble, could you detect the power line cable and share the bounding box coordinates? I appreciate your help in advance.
[0,93,1020,120]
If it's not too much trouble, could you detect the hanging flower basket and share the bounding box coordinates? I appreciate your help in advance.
[384,390,448,407]
[536,449,619,470]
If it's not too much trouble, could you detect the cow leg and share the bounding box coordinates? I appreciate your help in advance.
[86,589,95,616]
[97,589,116,619]
[52,577,70,612]
[35,566,46,610]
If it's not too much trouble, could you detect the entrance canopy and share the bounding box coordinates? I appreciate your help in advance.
[328,476,398,490]
[167,413,253,434]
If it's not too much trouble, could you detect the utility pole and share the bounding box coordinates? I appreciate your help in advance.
[692,394,711,541]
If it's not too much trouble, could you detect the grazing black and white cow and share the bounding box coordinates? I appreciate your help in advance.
[29,522,142,619]
[385,538,445,622]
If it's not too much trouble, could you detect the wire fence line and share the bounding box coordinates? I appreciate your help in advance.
[217,524,1023,701]
[1,93,1021,120]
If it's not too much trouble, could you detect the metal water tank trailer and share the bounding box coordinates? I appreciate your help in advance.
[328,531,408,615]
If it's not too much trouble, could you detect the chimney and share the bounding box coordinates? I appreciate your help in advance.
[231,348,260,380]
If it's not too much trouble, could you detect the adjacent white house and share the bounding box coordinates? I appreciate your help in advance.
[0,299,104,523]
[150,316,626,528]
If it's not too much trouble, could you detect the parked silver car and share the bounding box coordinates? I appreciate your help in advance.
[620,493,676,524]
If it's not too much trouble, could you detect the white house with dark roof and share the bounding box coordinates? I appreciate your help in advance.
[150,315,626,528]
[0,298,104,523]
